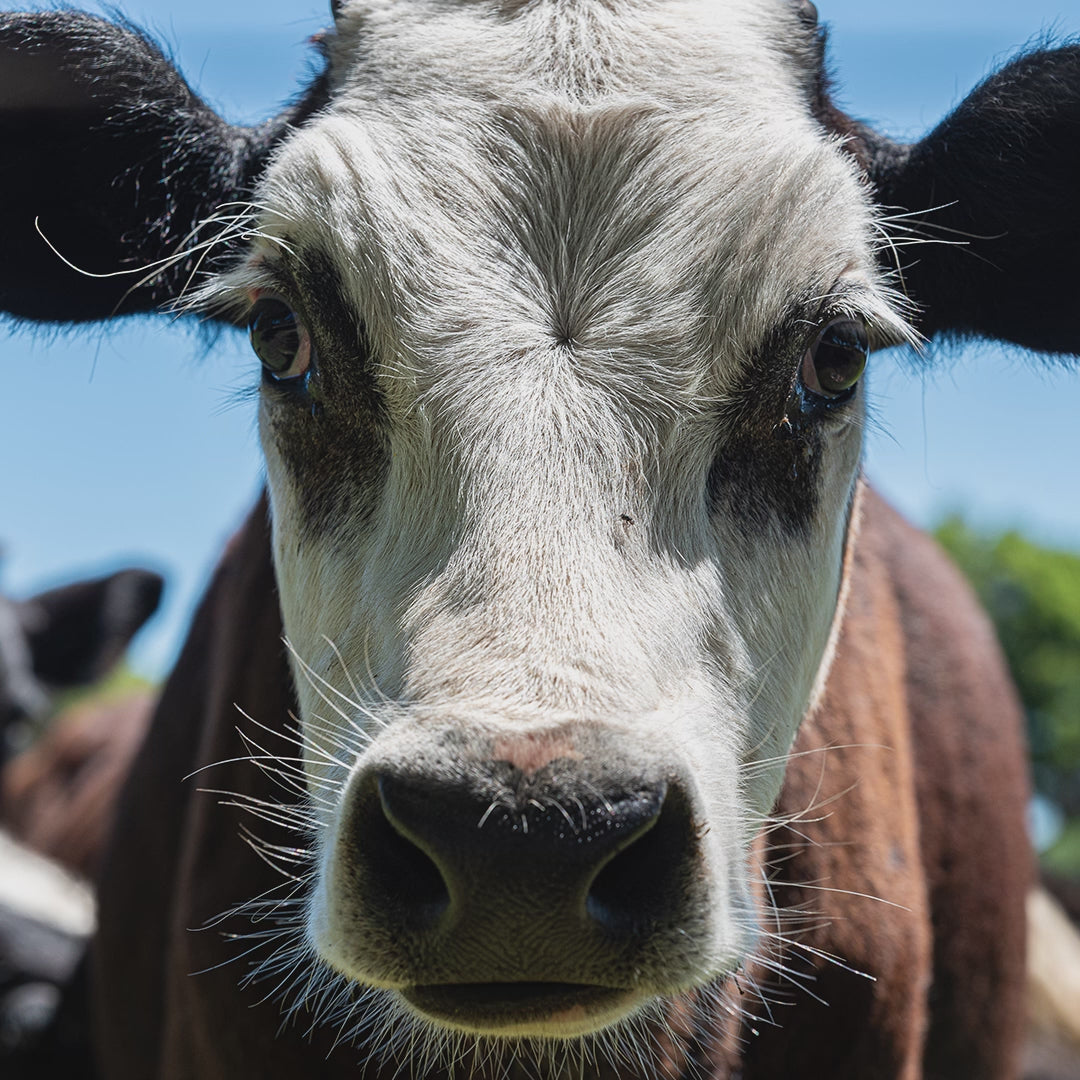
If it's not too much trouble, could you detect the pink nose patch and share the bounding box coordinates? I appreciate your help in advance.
[490,734,581,774]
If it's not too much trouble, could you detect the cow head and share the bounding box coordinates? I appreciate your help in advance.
[0,566,163,757]
[1,0,1077,1067]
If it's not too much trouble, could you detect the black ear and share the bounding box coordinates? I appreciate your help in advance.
[869,45,1080,357]
[17,568,164,688]
[0,12,323,323]
[0,593,49,729]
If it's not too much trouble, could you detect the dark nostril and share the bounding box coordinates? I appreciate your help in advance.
[586,783,695,934]
[354,767,697,951]
[351,778,450,930]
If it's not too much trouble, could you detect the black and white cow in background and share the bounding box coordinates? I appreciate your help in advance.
[0,2,1078,1078]
[0,565,160,1062]
[0,567,162,759]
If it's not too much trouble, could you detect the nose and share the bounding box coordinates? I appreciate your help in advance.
[376,767,670,932]
[340,758,699,983]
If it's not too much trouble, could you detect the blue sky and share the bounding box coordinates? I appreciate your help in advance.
[3,0,1079,676]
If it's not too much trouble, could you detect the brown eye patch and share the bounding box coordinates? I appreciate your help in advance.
[707,299,868,535]
[256,251,389,532]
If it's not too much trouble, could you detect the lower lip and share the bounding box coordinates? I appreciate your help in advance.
[401,982,635,1035]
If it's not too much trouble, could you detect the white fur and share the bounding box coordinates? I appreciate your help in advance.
[205,0,915,1053]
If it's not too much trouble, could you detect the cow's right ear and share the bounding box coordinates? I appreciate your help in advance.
[0,11,320,324]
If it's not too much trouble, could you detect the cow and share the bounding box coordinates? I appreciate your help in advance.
[0,566,160,1064]
[1,2,1077,1078]
[2,688,155,881]
[1026,883,1080,1080]
[0,568,162,763]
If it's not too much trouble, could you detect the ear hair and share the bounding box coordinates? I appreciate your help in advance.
[867,44,1080,358]
[0,11,329,324]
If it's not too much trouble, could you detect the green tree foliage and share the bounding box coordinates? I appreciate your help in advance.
[935,517,1080,823]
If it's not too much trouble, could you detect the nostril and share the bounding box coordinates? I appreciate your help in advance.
[586,784,695,934]
[351,778,450,930]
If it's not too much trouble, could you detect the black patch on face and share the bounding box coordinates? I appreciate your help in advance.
[707,317,856,536]
[260,250,389,534]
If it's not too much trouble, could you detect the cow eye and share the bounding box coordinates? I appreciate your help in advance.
[248,297,312,381]
[800,318,868,399]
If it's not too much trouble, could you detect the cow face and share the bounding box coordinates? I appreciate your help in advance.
[199,0,911,1042]
[4,0,1078,1067]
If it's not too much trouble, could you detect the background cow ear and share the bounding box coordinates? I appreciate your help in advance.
[18,568,164,689]
[868,45,1080,357]
[0,12,313,324]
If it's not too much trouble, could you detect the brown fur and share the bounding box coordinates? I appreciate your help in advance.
[89,486,1030,1078]
[1,692,153,881]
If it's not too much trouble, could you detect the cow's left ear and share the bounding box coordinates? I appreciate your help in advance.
[0,11,325,324]
[868,45,1080,357]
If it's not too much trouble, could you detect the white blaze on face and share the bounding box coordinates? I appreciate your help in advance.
[209,0,912,1014]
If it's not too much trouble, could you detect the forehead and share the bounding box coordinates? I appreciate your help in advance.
[245,0,890,393]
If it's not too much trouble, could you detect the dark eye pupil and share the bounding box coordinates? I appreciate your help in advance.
[249,298,300,374]
[812,320,868,395]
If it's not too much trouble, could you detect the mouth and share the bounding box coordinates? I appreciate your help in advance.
[401,982,638,1037]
